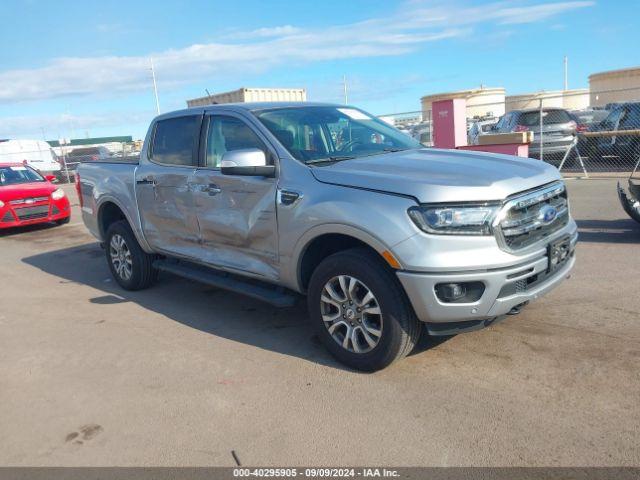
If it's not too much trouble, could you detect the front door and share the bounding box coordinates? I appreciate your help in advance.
[136,114,201,258]
[191,113,279,280]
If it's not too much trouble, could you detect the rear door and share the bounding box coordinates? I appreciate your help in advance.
[135,114,201,258]
[613,105,640,167]
[190,112,279,280]
[596,107,623,159]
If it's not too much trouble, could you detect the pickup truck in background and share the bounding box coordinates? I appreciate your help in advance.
[77,102,577,371]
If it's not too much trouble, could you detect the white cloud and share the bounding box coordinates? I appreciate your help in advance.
[0,0,594,104]
[226,25,303,39]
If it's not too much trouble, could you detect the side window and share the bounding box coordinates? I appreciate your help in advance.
[602,108,622,130]
[498,114,510,131]
[151,116,199,166]
[205,116,267,168]
[621,106,640,129]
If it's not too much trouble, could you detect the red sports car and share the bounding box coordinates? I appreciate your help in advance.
[0,163,71,229]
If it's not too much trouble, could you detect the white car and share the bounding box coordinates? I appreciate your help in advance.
[0,139,60,175]
[468,118,499,145]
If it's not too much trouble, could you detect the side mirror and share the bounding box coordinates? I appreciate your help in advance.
[221,148,275,177]
[45,174,57,182]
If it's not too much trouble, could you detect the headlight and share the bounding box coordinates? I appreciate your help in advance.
[408,203,501,235]
[51,188,66,200]
[0,200,4,208]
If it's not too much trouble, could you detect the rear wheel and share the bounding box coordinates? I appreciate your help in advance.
[307,248,421,372]
[105,220,157,290]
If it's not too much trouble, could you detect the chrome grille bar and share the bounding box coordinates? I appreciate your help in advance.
[493,181,569,253]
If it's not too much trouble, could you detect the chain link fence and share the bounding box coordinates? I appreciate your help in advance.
[382,86,640,179]
[53,141,142,183]
[0,141,142,184]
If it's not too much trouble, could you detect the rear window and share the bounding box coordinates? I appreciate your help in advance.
[151,116,199,166]
[519,110,572,126]
[573,110,609,125]
[69,148,99,157]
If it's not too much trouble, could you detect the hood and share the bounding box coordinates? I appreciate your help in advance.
[0,181,56,202]
[309,148,561,203]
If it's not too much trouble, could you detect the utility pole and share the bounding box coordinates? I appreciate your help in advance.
[342,75,348,105]
[563,56,568,91]
[150,57,161,115]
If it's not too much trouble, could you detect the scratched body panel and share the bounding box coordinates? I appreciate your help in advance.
[135,164,200,258]
[191,169,279,279]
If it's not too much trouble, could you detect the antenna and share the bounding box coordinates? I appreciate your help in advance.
[150,58,161,114]
[342,75,348,105]
[563,56,568,91]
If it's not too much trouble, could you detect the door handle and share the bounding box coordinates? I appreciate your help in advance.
[136,176,157,185]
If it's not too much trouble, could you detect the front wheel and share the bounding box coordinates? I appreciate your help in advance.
[307,248,421,372]
[105,220,157,291]
[55,216,70,225]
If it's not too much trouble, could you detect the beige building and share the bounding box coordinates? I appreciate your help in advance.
[505,88,589,111]
[187,87,307,107]
[589,66,640,107]
[420,87,505,120]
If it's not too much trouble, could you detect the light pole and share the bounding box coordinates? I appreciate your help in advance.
[150,58,161,115]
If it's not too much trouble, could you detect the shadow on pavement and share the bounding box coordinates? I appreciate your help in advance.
[576,219,640,244]
[22,243,447,372]
[0,222,61,238]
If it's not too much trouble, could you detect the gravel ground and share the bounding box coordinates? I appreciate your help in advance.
[0,179,638,467]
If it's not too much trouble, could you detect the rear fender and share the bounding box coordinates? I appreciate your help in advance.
[96,195,154,253]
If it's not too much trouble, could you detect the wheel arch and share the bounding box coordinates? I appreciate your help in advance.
[293,224,398,293]
[96,197,152,252]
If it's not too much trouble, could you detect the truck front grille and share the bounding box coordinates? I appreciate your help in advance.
[14,205,50,221]
[494,181,569,252]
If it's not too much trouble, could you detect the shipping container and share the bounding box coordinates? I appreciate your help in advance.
[187,87,307,107]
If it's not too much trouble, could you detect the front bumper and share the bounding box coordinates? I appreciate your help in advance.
[397,232,577,335]
[0,199,70,229]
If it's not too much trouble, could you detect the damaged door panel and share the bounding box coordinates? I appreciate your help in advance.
[192,113,279,279]
[136,114,201,256]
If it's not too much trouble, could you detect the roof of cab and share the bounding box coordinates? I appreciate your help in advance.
[153,102,344,121]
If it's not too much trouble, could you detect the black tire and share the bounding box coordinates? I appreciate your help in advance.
[105,220,157,291]
[55,216,70,225]
[307,248,422,372]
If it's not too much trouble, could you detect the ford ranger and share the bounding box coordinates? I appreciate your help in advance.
[77,102,577,371]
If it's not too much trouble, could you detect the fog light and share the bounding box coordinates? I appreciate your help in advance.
[435,281,485,304]
[438,283,466,301]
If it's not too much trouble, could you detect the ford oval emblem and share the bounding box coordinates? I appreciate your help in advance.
[538,205,558,225]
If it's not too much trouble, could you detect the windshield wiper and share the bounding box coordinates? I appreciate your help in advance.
[306,155,356,165]
[382,147,406,153]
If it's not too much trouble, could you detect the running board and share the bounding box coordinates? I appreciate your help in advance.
[153,259,297,308]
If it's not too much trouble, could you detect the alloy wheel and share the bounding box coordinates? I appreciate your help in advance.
[109,234,133,281]
[319,275,383,354]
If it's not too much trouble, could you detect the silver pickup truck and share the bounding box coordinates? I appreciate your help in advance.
[77,102,577,371]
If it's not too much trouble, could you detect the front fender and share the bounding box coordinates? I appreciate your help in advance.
[289,223,394,292]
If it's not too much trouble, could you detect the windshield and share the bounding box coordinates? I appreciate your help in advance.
[0,165,45,186]
[254,106,422,163]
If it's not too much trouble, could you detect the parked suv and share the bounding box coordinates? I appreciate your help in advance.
[494,108,577,160]
[579,102,640,168]
[77,103,577,371]
[66,146,112,170]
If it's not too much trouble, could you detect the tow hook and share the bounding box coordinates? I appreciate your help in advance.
[507,301,530,315]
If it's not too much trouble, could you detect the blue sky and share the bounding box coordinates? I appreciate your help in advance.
[0,0,638,140]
